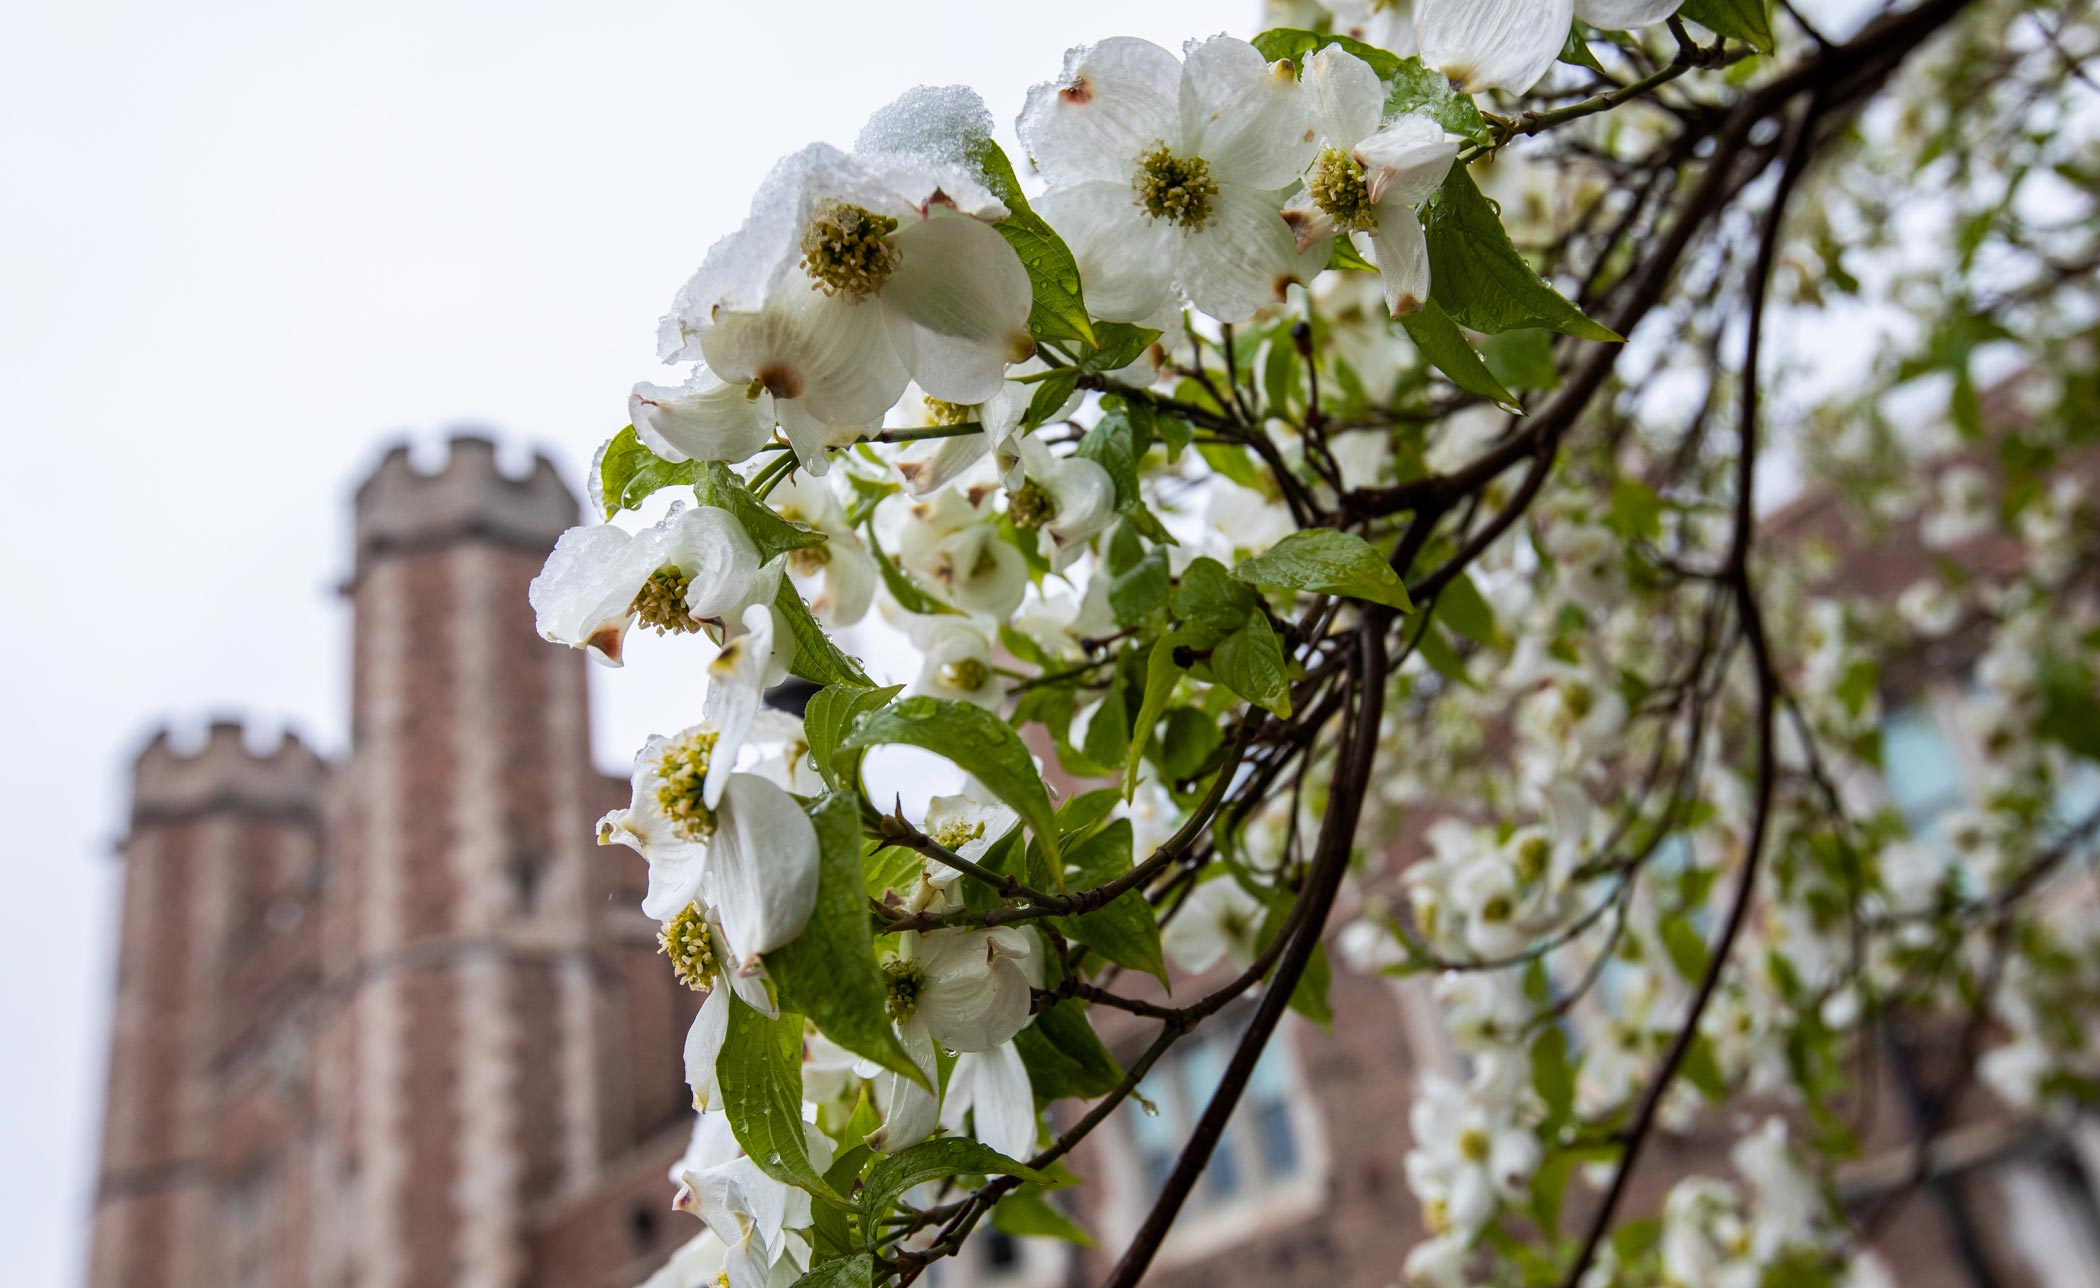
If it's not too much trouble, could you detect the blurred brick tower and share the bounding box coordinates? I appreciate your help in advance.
[87,435,704,1288]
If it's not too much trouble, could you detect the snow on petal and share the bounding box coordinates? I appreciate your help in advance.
[529,523,655,665]
[1017,37,1184,187]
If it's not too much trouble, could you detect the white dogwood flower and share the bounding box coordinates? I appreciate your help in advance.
[673,1111,832,1288]
[598,609,820,968]
[769,473,877,627]
[1162,876,1267,974]
[896,612,1004,710]
[1010,435,1116,565]
[1416,0,1685,96]
[1405,1073,1540,1243]
[1019,36,1317,323]
[1281,48,1459,317]
[940,1041,1038,1162]
[529,505,761,666]
[659,93,1034,474]
[897,487,1028,618]
[889,926,1037,1052]
[630,366,779,466]
[675,905,778,1114]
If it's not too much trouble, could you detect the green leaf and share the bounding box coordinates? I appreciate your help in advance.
[865,522,955,616]
[1482,327,1561,391]
[1080,322,1161,372]
[1400,300,1522,413]
[993,1190,1094,1246]
[1015,1000,1124,1099]
[2037,653,2100,761]
[859,1139,1050,1237]
[1678,0,1775,52]
[1606,477,1665,543]
[768,794,927,1086]
[1661,914,1712,984]
[803,684,904,792]
[1050,819,1167,985]
[1251,27,1407,78]
[718,1002,846,1206]
[1171,557,1260,644]
[1235,529,1414,611]
[1559,24,1608,73]
[966,138,1098,348]
[1076,411,1173,544]
[776,579,873,687]
[788,1253,875,1288]
[1253,892,1332,1024]
[1412,622,1477,689]
[693,462,826,562]
[1023,367,1082,430]
[1109,546,1171,626]
[1423,167,1621,342]
[1212,616,1294,717]
[1434,570,1498,647]
[1531,1027,1574,1131]
[1150,706,1221,783]
[1125,634,1190,799]
[842,696,1062,870]
[593,425,702,519]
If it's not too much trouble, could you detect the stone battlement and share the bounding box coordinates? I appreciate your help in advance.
[352,431,576,575]
[131,718,328,827]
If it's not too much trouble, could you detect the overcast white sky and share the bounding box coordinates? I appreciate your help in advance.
[0,2,1236,1281]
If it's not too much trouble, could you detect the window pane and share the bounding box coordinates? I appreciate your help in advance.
[1130,1071,1178,1199]
[1883,703,1966,831]
[1244,1043,1299,1177]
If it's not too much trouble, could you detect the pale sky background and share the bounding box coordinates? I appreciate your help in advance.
[0,2,1235,1281]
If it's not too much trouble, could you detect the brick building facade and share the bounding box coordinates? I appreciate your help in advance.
[87,432,2100,1287]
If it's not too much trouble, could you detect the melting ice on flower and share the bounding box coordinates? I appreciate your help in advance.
[1019,36,1320,324]
[657,88,1035,475]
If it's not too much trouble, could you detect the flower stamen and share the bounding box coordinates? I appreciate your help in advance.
[658,902,719,991]
[1309,147,1378,233]
[633,566,704,635]
[1007,479,1056,530]
[654,728,722,842]
[883,959,926,1023]
[1133,142,1219,230]
[801,200,902,299]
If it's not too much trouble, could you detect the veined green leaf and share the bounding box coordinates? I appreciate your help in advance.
[992,1191,1094,1246]
[787,1254,875,1288]
[1212,615,1294,717]
[859,1139,1050,1239]
[768,794,926,1086]
[1125,633,1191,799]
[1015,1000,1124,1099]
[1049,819,1166,985]
[1424,167,1621,342]
[693,461,826,562]
[776,579,873,688]
[967,138,1098,348]
[718,1002,846,1206]
[841,696,1062,870]
[803,684,903,792]
[1679,0,1775,52]
[594,425,703,519]
[1400,300,1523,414]
[1235,529,1414,611]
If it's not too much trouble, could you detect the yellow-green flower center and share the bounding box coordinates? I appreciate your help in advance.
[1480,894,1513,923]
[1133,143,1218,230]
[1514,835,1551,884]
[1458,1127,1492,1163]
[929,818,986,851]
[1309,147,1378,232]
[801,200,902,299]
[654,728,721,842]
[788,541,833,577]
[924,397,974,427]
[658,901,719,991]
[883,959,926,1023]
[1007,479,1055,530]
[939,657,991,693]
[633,566,704,635]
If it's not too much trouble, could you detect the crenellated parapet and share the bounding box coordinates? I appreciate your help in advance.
[350,431,576,578]
[130,718,329,829]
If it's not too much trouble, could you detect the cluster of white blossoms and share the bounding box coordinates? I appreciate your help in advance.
[516,1,2100,1286]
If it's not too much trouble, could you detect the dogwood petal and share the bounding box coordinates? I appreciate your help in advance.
[1175,184,1303,323]
[649,505,764,624]
[882,213,1035,405]
[1357,115,1461,209]
[704,773,820,968]
[916,927,1035,1052]
[1018,37,1183,186]
[683,985,730,1112]
[632,370,776,465]
[699,604,773,810]
[1033,180,1179,323]
[1416,0,1574,95]
[1363,207,1432,317]
[1307,45,1387,147]
[867,1018,941,1154]
[1179,35,1316,189]
[529,524,655,665]
[1575,0,1682,28]
[699,287,906,470]
[942,1043,1037,1162]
